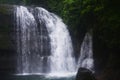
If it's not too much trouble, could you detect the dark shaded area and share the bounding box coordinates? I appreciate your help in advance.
[0,5,16,75]
[76,68,96,80]
[0,49,16,75]
[92,1,120,80]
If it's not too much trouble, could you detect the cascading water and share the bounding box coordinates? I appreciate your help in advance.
[78,32,94,71]
[35,7,76,73]
[15,6,51,74]
[15,6,76,75]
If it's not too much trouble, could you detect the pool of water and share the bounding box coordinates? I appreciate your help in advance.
[2,74,76,80]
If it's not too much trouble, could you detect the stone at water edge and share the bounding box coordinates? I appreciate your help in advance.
[76,68,96,80]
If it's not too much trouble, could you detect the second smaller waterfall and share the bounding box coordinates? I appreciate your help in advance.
[78,32,94,71]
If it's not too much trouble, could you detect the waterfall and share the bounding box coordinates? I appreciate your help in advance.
[78,32,94,71]
[15,6,51,74]
[15,6,76,75]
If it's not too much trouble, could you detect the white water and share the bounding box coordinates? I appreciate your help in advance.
[15,6,76,75]
[35,7,76,73]
[78,32,94,71]
[16,6,40,73]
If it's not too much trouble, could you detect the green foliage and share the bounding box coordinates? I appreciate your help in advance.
[46,0,64,16]
[93,0,120,49]
[22,0,27,4]
[64,0,74,4]
[46,0,120,51]
[0,0,20,4]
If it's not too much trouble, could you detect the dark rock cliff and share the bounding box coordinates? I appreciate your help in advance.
[0,4,16,75]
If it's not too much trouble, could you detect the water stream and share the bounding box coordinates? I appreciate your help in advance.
[78,32,94,71]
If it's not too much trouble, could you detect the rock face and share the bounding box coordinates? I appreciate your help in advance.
[93,29,120,80]
[0,4,16,75]
[76,68,96,80]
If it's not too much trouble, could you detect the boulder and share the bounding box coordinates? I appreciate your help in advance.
[76,68,96,80]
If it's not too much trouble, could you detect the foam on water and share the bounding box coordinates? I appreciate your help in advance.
[15,72,77,78]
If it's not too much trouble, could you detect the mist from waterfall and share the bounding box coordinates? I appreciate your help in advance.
[78,32,94,71]
[15,6,76,75]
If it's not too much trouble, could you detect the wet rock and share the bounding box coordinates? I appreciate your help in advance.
[76,68,96,80]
